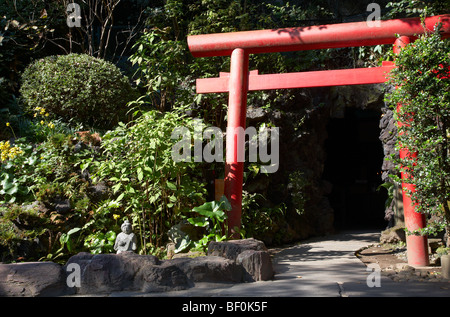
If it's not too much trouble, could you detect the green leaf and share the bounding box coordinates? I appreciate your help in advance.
[116,192,125,202]
[112,183,121,194]
[2,161,14,170]
[60,233,68,244]
[166,181,177,190]
[27,156,38,166]
[174,236,191,253]
[193,201,215,216]
[137,167,143,181]
[218,195,232,211]
[5,184,18,196]
[125,184,135,194]
[67,227,81,236]
[66,239,73,252]
[105,231,116,242]
[187,216,209,227]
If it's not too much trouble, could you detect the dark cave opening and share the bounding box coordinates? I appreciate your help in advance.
[322,107,388,231]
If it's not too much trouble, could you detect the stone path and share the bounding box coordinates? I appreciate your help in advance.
[110,230,450,297]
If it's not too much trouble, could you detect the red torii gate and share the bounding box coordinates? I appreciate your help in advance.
[187,14,450,266]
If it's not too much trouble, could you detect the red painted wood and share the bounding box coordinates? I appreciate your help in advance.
[188,15,450,58]
[196,64,396,93]
[224,48,249,238]
[394,36,429,266]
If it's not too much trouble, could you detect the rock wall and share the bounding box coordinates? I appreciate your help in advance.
[0,239,273,296]
[378,96,404,226]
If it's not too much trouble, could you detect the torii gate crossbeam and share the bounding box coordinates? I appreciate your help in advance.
[187,14,450,266]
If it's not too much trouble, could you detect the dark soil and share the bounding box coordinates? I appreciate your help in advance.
[356,244,443,278]
[356,244,409,269]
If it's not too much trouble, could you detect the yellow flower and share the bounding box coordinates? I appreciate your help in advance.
[0,140,23,161]
[6,122,10,127]
[0,141,10,152]
[0,140,7,148]
[34,106,46,116]
[113,214,121,220]
[40,120,44,125]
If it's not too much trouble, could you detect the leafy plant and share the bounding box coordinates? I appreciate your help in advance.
[386,23,450,244]
[175,196,231,253]
[0,139,36,204]
[386,0,449,19]
[436,246,450,257]
[0,0,67,95]
[94,108,207,254]
[187,195,231,252]
[130,27,189,112]
[0,126,114,261]
[288,170,310,216]
[240,190,288,245]
[83,231,116,254]
[377,182,395,210]
[58,227,82,254]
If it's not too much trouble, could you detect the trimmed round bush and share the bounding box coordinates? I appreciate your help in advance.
[20,54,138,129]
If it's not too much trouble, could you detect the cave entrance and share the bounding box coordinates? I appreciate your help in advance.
[323,107,387,230]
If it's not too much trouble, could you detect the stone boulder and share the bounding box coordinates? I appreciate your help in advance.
[87,182,109,204]
[208,238,274,281]
[64,251,244,295]
[64,251,192,294]
[380,225,406,244]
[169,256,243,283]
[236,250,274,282]
[0,262,73,297]
[208,238,268,260]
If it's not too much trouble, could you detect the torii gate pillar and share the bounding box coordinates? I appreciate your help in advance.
[225,48,249,237]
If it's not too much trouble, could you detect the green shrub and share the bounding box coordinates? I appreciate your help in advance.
[20,54,138,129]
[386,24,450,241]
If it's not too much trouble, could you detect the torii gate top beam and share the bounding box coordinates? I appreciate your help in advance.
[188,14,450,58]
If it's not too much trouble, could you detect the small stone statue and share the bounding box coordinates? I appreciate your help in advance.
[114,220,137,254]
